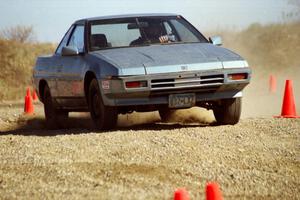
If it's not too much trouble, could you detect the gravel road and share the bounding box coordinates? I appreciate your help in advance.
[0,102,299,199]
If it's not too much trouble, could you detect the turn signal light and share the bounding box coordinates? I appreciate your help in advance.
[228,73,247,80]
[125,81,147,88]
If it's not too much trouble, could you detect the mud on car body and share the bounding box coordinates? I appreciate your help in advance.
[33,13,251,129]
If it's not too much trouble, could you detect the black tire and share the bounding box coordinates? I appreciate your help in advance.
[88,79,118,130]
[158,108,174,122]
[213,97,241,125]
[43,85,68,129]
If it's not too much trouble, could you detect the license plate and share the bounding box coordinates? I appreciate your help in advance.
[169,93,196,108]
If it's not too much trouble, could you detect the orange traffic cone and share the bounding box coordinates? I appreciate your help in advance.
[32,89,38,101]
[174,188,190,200]
[269,75,276,93]
[275,80,300,118]
[206,182,223,200]
[24,87,34,114]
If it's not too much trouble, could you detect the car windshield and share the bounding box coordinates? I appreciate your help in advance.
[89,16,208,51]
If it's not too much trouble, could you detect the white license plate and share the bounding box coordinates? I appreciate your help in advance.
[169,93,196,108]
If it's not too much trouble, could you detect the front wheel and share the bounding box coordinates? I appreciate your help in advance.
[213,97,241,125]
[88,79,118,130]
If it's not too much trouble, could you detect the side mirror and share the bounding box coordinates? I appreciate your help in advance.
[62,46,79,56]
[209,36,222,46]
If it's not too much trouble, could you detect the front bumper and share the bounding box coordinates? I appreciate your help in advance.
[100,68,251,107]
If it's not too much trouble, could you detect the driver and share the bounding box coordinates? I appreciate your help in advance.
[130,22,169,45]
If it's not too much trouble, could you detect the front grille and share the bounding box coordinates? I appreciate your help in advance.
[150,74,224,90]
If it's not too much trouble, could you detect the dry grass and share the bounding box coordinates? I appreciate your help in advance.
[0,38,55,100]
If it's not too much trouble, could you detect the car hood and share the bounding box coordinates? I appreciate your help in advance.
[92,43,247,75]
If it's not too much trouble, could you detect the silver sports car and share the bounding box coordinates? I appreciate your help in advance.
[33,13,251,130]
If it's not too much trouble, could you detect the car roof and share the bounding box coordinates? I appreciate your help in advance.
[74,13,179,24]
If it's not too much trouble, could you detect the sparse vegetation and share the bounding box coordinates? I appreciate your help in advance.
[0,26,55,100]
[0,25,35,43]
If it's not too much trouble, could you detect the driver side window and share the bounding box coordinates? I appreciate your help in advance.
[68,25,85,53]
[55,25,74,54]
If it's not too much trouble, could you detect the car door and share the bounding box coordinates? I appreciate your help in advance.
[51,25,75,97]
[56,25,87,107]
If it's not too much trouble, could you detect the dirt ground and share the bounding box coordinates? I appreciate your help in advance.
[0,61,299,200]
[0,100,299,199]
